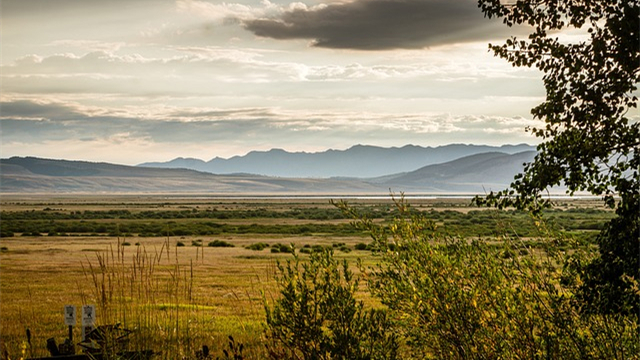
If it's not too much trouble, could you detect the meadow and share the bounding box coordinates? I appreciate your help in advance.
[0,195,616,359]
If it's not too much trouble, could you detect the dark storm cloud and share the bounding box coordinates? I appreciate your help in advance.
[243,0,511,50]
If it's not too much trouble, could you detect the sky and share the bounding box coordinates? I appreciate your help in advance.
[0,0,606,165]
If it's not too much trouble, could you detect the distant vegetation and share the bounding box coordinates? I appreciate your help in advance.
[0,205,613,242]
[207,240,234,248]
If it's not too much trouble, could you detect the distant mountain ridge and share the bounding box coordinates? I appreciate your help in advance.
[1,148,537,194]
[138,144,536,178]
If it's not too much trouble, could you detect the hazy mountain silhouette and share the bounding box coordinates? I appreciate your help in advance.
[138,144,535,178]
[1,148,536,194]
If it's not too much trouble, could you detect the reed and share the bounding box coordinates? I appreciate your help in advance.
[78,238,201,358]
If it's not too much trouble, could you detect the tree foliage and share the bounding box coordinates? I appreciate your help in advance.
[475,0,639,314]
[476,0,639,210]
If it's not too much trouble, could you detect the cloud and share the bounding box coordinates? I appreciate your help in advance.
[0,100,87,120]
[175,0,271,21]
[242,0,512,50]
[48,40,126,53]
[1,98,539,162]
[1,0,144,14]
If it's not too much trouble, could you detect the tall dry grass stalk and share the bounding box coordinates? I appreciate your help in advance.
[79,238,204,359]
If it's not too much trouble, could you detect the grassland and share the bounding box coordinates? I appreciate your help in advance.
[0,195,613,358]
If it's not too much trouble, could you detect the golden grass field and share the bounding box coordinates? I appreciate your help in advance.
[0,195,610,359]
[0,196,387,359]
[1,236,270,357]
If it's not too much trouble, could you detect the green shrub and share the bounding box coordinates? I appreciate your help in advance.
[176,241,185,247]
[0,246,8,252]
[270,243,293,254]
[192,239,203,247]
[311,244,326,253]
[298,247,312,254]
[299,244,345,254]
[208,240,234,248]
[354,242,369,251]
[246,242,269,251]
[264,248,398,359]
[578,200,640,315]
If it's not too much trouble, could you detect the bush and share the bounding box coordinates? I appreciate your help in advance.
[270,243,293,254]
[264,248,398,359]
[246,242,269,251]
[208,240,234,248]
[298,244,340,254]
[176,241,185,247]
[332,196,639,359]
[311,245,326,253]
[354,242,369,251]
[192,239,203,247]
[578,198,640,315]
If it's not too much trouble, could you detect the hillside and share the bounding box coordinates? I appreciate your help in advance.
[1,151,536,194]
[0,157,381,194]
[373,151,537,193]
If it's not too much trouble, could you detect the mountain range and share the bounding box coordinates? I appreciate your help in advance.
[0,144,537,194]
[138,144,535,178]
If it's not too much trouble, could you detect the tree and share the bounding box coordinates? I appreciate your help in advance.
[475,0,639,314]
